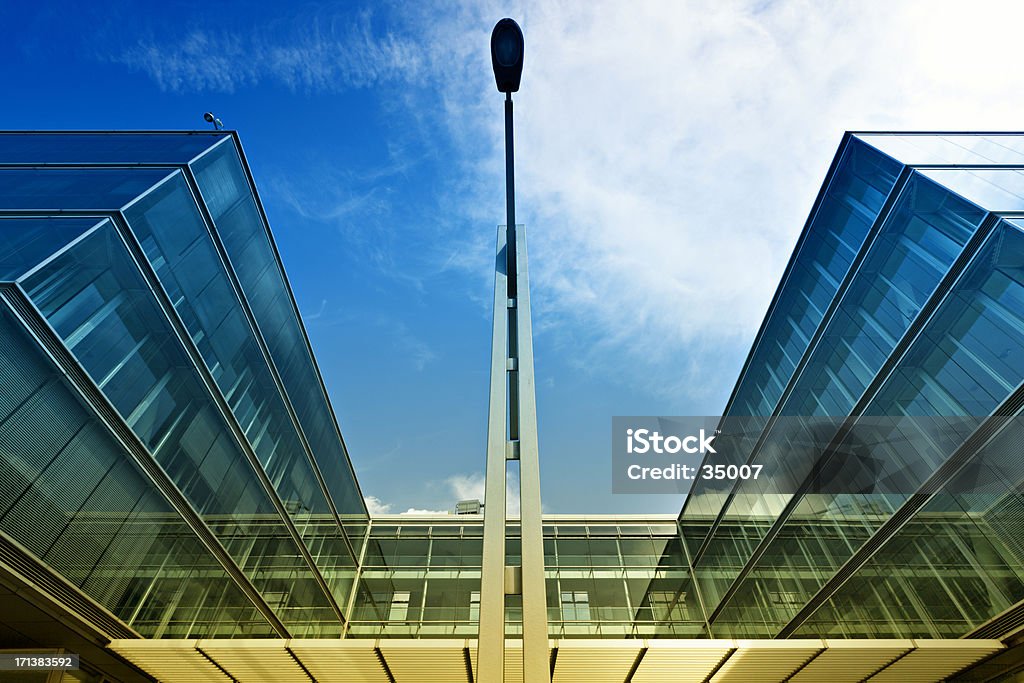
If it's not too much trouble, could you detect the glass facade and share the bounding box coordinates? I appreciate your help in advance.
[0,133,365,641]
[1,131,1023,682]
[677,133,1024,644]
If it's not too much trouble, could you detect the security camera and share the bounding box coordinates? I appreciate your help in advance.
[203,112,215,123]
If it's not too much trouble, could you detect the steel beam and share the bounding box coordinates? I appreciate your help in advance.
[478,228,510,681]
[514,226,550,682]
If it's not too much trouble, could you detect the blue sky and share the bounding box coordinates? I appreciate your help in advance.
[3,0,1023,514]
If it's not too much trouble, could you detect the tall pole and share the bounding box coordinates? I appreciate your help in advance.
[479,18,548,683]
[505,92,517,300]
[505,92,520,443]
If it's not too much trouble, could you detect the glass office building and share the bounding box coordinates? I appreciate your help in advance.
[0,132,1022,682]
[0,133,367,655]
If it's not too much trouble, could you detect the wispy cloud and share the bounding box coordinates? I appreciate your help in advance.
[113,0,1024,411]
[304,298,328,320]
[401,0,1024,403]
[378,316,437,371]
[267,157,430,293]
[114,10,424,93]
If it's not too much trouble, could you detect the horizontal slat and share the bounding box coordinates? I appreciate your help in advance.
[287,640,388,683]
[199,639,310,682]
[379,639,469,683]
[710,640,823,682]
[107,637,1007,683]
[108,640,230,683]
[631,640,734,683]
[552,640,642,683]
[789,640,913,683]
[868,640,1003,682]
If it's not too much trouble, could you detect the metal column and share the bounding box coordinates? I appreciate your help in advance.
[515,226,549,681]
[477,224,549,682]
[478,228,509,679]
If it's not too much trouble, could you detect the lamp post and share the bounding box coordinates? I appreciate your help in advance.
[490,18,524,298]
[479,18,549,683]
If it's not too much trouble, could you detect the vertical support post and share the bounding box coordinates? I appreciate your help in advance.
[505,92,517,299]
[478,228,509,681]
[479,66,549,683]
[515,226,550,682]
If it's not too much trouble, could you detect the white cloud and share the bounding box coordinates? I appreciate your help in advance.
[115,0,1024,408]
[115,10,424,93]
[447,470,521,516]
[364,495,392,515]
[366,470,520,516]
[408,0,1024,400]
[365,494,447,516]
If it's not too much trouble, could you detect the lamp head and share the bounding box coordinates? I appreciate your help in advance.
[490,18,524,93]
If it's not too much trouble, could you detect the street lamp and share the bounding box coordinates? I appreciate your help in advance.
[490,18,524,94]
[481,18,549,683]
[490,18,524,297]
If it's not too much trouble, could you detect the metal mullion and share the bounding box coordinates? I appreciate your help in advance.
[0,129,228,135]
[10,218,109,283]
[849,130,1024,136]
[186,134,233,166]
[101,212,348,627]
[342,521,373,638]
[118,168,182,212]
[675,520,714,636]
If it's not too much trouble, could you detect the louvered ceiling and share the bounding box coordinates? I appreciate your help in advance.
[108,637,1003,683]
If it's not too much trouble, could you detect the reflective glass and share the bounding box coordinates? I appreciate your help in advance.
[0,217,102,282]
[709,221,1024,636]
[0,132,225,164]
[919,167,1024,212]
[19,224,342,636]
[120,172,358,602]
[857,133,1024,166]
[350,524,482,637]
[0,168,172,209]
[191,142,366,518]
[694,175,986,611]
[0,303,275,638]
[682,137,902,545]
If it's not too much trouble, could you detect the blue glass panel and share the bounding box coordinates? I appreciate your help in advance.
[0,302,276,638]
[709,221,1024,637]
[120,172,357,603]
[0,168,172,209]
[920,167,1024,212]
[681,138,901,540]
[0,217,102,281]
[856,133,1024,166]
[191,141,367,518]
[0,132,225,164]
[19,224,343,636]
